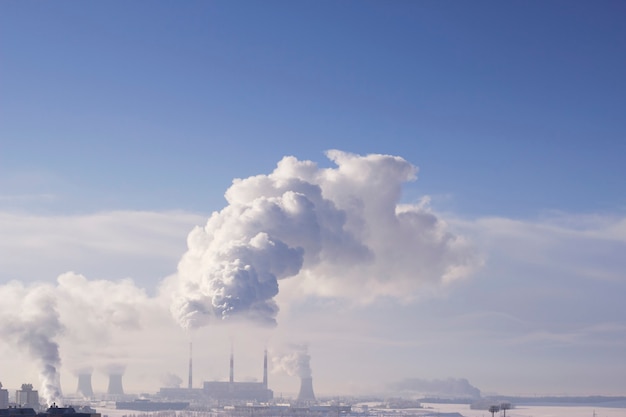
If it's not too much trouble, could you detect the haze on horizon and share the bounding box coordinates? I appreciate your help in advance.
[0,0,625,401]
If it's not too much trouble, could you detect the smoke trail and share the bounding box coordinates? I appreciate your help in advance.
[272,345,312,378]
[161,373,183,388]
[0,274,155,404]
[171,150,479,328]
[389,377,481,398]
[0,283,64,406]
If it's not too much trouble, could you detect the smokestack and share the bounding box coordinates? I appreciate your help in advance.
[107,373,124,396]
[263,349,268,388]
[297,377,316,402]
[76,373,93,398]
[188,342,193,389]
[229,348,234,384]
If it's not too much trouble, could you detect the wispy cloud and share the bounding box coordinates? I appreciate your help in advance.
[0,210,206,286]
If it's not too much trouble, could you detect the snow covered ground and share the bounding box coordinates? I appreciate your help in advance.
[93,403,626,417]
[420,403,625,417]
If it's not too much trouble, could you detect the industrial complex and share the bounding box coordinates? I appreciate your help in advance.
[1,344,323,414]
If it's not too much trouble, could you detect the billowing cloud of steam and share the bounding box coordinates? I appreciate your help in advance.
[272,345,312,379]
[171,150,479,328]
[0,273,158,403]
[161,373,183,388]
[0,150,480,397]
[388,377,481,398]
[0,282,64,405]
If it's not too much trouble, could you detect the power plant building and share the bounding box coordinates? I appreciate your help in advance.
[159,349,273,403]
[15,384,39,409]
[0,384,8,409]
[203,350,272,402]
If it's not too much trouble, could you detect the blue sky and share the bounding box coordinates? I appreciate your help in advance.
[1,1,625,399]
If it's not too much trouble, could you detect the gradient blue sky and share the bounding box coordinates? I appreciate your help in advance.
[1,1,625,398]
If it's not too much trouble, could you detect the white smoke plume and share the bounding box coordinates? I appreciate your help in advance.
[103,363,127,375]
[0,282,64,405]
[0,273,157,399]
[389,377,481,399]
[171,150,479,328]
[272,345,312,379]
[160,372,183,388]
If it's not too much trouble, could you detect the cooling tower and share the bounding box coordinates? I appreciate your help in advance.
[107,373,124,396]
[297,377,316,402]
[76,373,94,397]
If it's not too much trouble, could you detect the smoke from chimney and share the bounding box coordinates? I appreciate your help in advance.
[0,283,63,406]
[273,344,315,401]
[171,150,478,329]
[272,345,312,379]
[389,377,481,398]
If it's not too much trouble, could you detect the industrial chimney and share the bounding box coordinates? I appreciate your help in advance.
[188,342,193,389]
[107,373,124,396]
[297,377,316,402]
[229,349,234,384]
[76,372,94,398]
[262,349,268,389]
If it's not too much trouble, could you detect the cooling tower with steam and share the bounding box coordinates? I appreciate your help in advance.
[76,372,94,398]
[297,377,316,402]
[107,373,124,396]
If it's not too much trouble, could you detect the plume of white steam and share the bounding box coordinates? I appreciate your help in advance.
[103,363,127,375]
[272,345,312,378]
[161,373,183,388]
[0,273,158,402]
[0,282,64,405]
[171,150,479,328]
[389,377,481,398]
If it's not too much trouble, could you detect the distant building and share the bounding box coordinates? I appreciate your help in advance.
[15,384,39,409]
[0,382,8,409]
[0,408,37,417]
[42,405,100,417]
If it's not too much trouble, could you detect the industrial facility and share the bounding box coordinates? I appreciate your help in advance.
[0,383,8,409]
[1,343,326,415]
[158,347,273,403]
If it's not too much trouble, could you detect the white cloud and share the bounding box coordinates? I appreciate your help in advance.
[0,210,206,287]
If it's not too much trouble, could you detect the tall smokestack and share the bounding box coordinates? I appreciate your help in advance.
[229,348,234,384]
[263,349,268,388]
[188,342,193,389]
[76,373,94,398]
[107,373,124,396]
[297,377,316,402]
